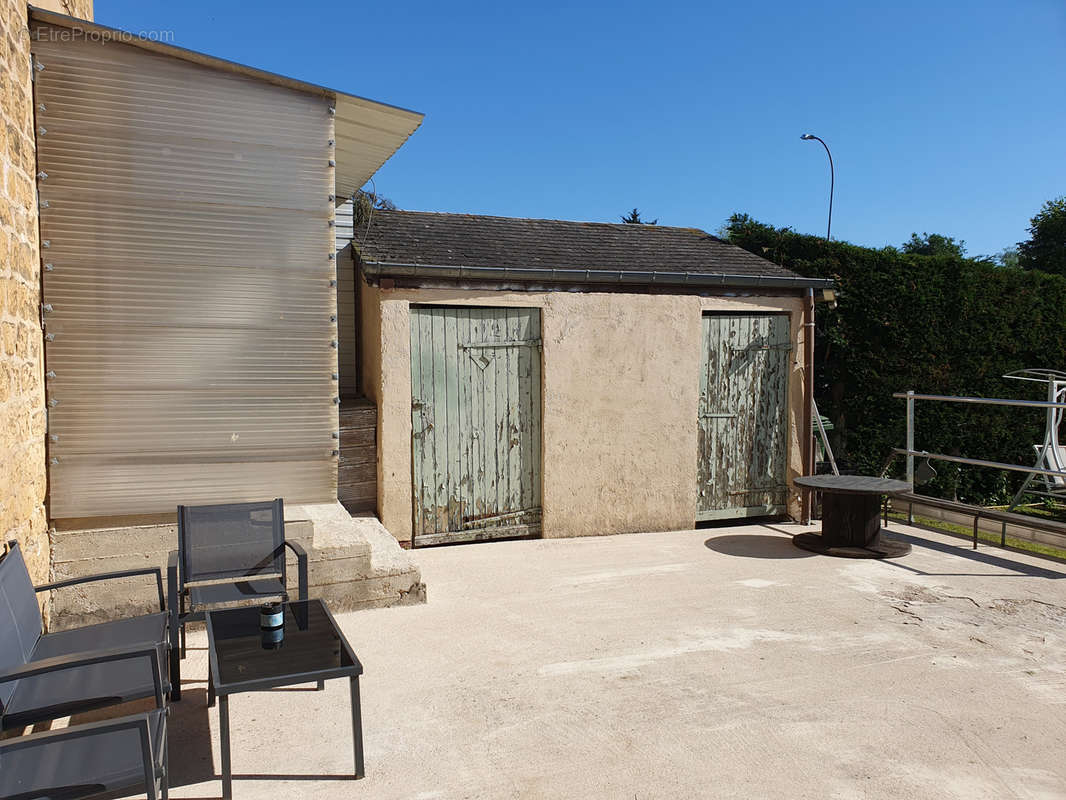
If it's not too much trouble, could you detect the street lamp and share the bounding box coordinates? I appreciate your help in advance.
[800,133,834,241]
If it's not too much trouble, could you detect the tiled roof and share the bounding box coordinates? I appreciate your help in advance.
[356,210,809,284]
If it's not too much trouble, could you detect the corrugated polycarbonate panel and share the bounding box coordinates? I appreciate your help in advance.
[33,23,338,518]
[27,8,423,209]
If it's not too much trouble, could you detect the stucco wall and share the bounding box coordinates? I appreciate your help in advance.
[0,0,91,586]
[359,279,806,545]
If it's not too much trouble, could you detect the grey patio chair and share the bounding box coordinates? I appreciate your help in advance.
[167,498,308,700]
[0,708,169,800]
[0,540,170,732]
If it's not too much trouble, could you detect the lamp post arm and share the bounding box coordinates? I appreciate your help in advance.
[811,135,834,241]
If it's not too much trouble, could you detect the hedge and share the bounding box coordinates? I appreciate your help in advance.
[724,215,1066,505]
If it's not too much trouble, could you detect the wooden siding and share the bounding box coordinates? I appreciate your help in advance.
[338,398,377,514]
[336,200,358,397]
[410,306,542,546]
[697,313,790,520]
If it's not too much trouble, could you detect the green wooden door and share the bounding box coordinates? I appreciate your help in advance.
[410,306,542,546]
[697,313,791,520]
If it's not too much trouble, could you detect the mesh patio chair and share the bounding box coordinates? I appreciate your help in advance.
[167,499,308,700]
[0,541,170,732]
[0,708,168,800]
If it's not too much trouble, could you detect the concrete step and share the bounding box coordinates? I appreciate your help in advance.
[48,501,423,629]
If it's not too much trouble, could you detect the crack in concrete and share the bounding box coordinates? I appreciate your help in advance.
[891,605,924,623]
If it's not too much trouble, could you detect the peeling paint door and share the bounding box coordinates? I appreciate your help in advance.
[697,313,791,520]
[410,306,542,546]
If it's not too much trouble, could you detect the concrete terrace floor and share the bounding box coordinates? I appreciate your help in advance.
[151,522,1066,800]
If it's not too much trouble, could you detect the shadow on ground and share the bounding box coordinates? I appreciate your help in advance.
[703,531,814,559]
[883,529,1066,579]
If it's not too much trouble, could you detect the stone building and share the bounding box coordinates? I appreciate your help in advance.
[0,0,93,593]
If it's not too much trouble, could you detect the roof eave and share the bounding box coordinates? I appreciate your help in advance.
[361,260,835,291]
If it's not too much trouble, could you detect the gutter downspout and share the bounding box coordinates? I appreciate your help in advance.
[802,288,815,524]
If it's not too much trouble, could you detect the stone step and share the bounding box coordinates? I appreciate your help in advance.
[47,501,420,630]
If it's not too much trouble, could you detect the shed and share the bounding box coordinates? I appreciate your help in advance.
[353,211,832,546]
[29,8,422,520]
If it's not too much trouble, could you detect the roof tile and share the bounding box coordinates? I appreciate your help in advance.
[357,210,805,283]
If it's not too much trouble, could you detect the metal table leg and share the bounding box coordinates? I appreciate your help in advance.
[166,566,181,702]
[349,676,364,779]
[219,695,232,799]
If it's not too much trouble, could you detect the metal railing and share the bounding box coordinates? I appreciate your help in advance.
[892,389,1066,538]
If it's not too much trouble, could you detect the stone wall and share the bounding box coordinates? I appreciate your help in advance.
[1,0,48,585]
[49,503,425,630]
[0,0,91,587]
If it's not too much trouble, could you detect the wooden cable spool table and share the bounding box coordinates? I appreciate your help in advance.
[793,475,912,558]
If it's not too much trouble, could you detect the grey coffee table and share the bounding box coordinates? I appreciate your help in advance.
[793,475,912,558]
[205,599,364,798]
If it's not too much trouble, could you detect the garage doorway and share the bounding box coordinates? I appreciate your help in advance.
[410,306,542,546]
[697,313,791,520]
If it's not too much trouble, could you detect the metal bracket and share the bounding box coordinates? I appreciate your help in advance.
[460,339,542,349]
[731,344,793,352]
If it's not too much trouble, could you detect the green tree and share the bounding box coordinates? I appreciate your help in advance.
[1018,197,1066,276]
[620,208,657,225]
[902,232,966,257]
[721,211,1066,505]
[996,247,1020,269]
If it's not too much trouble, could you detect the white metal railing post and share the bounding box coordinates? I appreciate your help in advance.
[906,390,915,524]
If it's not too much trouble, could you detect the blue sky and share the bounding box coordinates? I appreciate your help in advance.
[97,0,1066,257]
